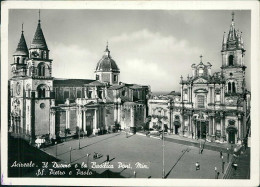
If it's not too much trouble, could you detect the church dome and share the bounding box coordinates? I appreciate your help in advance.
[95,44,120,73]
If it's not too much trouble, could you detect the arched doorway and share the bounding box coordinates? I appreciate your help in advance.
[227,126,237,144]
[174,121,180,134]
[197,121,207,139]
[85,111,94,136]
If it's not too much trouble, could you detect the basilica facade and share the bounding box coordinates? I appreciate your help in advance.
[148,13,251,145]
[9,17,150,141]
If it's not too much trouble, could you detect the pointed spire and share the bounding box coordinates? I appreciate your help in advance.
[30,10,48,49]
[226,11,238,49]
[14,24,28,56]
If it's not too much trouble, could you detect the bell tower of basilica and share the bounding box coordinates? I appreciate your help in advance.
[221,12,247,95]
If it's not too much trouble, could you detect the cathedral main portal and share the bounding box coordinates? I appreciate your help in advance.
[196,121,208,139]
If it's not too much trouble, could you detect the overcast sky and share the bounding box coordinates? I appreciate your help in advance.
[8,9,251,92]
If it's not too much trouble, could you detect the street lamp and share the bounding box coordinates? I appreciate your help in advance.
[78,131,81,149]
[221,155,225,173]
[162,118,165,179]
[55,141,57,157]
[86,153,90,168]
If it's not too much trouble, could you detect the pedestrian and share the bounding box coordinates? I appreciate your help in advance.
[200,149,203,154]
[192,132,194,139]
[106,154,109,162]
[134,171,136,178]
[195,162,200,171]
[220,151,222,158]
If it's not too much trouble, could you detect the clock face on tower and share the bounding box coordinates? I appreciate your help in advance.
[32,51,39,57]
[16,82,21,95]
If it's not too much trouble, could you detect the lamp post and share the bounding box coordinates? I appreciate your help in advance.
[55,141,57,157]
[221,155,224,173]
[162,117,165,179]
[78,131,81,149]
[86,153,90,168]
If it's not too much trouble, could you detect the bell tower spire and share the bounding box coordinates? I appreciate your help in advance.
[221,11,246,94]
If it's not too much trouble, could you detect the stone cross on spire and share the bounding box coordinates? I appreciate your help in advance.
[232,11,235,21]
[38,9,41,22]
[200,54,203,62]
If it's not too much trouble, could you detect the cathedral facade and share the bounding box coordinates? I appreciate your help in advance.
[148,13,251,145]
[9,17,150,142]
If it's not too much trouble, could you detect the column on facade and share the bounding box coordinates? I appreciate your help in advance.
[167,110,171,132]
[83,88,86,99]
[194,119,197,139]
[66,110,70,129]
[117,104,121,123]
[209,116,213,135]
[95,86,98,98]
[181,113,185,135]
[114,103,118,123]
[50,111,56,138]
[144,105,147,124]
[103,107,108,130]
[238,114,241,141]
[212,115,216,136]
[221,85,224,103]
[94,109,98,130]
[130,106,135,128]
[191,117,194,138]
[77,108,82,129]
[220,112,224,137]
[213,86,216,103]
[83,110,86,132]
[110,74,113,84]
[188,113,191,136]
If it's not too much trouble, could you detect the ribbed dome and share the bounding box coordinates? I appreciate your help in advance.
[30,21,48,49]
[14,32,28,56]
[95,45,120,73]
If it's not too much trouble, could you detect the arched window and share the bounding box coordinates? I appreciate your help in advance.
[98,90,103,99]
[37,84,48,98]
[228,82,232,93]
[38,65,45,76]
[17,57,20,64]
[114,75,117,82]
[232,82,236,93]
[228,55,234,66]
[87,90,92,98]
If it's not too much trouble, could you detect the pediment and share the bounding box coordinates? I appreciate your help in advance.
[194,88,208,93]
[193,77,208,84]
